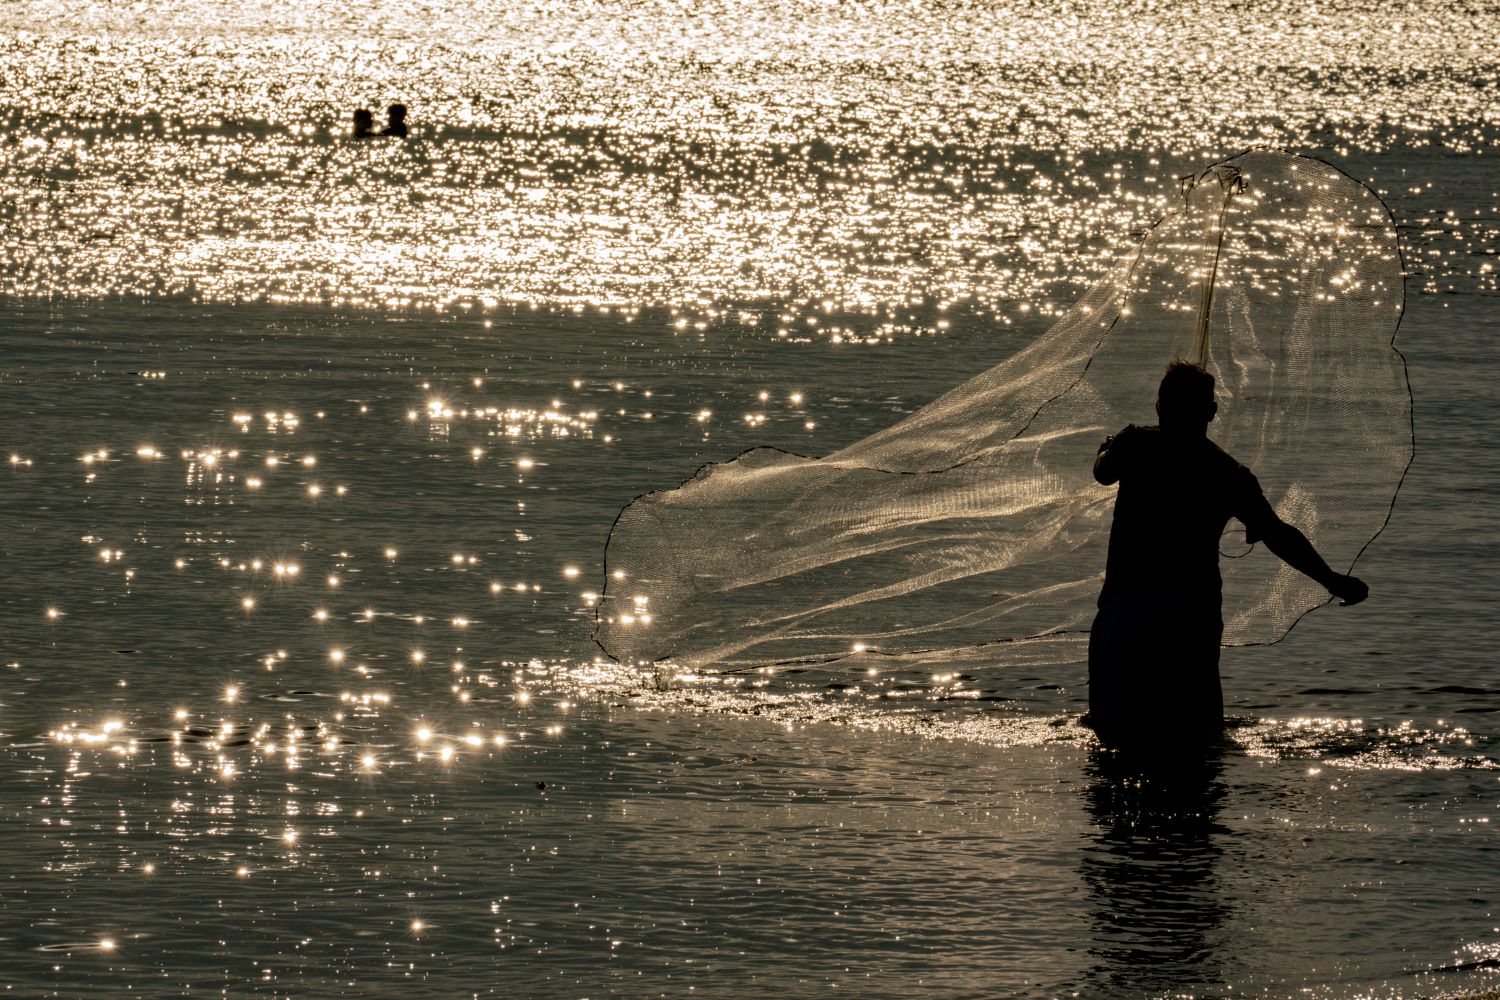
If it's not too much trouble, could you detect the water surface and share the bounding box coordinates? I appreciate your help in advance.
[3,0,1500,995]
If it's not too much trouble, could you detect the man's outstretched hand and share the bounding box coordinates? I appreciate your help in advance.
[1261,521,1371,607]
[1327,574,1369,607]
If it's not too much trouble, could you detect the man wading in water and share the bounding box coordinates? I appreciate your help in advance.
[1087,361,1369,749]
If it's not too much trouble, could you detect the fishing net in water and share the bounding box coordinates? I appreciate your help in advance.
[595,150,1410,670]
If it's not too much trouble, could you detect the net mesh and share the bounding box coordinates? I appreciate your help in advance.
[595,150,1411,670]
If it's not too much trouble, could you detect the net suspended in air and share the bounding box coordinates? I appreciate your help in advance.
[595,150,1411,670]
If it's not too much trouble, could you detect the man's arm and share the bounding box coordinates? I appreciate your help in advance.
[1258,519,1369,606]
[1234,467,1368,606]
[1093,425,1134,485]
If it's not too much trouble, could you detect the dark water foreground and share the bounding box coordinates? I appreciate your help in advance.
[6,698,1500,999]
[2,290,1499,997]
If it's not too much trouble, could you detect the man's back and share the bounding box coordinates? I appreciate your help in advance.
[1095,425,1276,609]
[1087,362,1367,751]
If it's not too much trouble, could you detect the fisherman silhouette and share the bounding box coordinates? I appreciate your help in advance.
[1087,360,1368,750]
[381,103,408,138]
[352,108,377,138]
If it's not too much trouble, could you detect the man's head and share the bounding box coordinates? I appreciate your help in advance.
[1156,360,1217,429]
[388,103,407,123]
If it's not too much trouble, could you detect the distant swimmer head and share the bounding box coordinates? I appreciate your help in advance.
[1156,360,1217,429]
[383,103,408,137]
[352,108,375,137]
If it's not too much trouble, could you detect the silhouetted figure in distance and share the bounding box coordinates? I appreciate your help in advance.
[1087,361,1367,751]
[382,103,408,138]
[352,108,377,138]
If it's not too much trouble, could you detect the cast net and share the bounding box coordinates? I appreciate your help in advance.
[595,150,1410,670]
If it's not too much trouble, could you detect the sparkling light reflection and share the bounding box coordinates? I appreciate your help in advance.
[3,3,1495,992]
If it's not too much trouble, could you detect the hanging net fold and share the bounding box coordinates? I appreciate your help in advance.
[595,150,1411,670]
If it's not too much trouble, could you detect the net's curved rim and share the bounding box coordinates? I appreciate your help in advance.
[1242,147,1414,653]
[592,147,1415,672]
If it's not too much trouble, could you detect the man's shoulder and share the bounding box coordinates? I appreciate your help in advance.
[1203,441,1268,500]
[1110,423,1157,450]
[1149,431,1260,487]
[1197,435,1242,466]
[1206,440,1254,476]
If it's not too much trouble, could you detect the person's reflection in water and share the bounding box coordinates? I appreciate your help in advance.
[1078,744,1231,997]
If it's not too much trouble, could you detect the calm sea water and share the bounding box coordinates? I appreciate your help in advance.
[3,1,1500,996]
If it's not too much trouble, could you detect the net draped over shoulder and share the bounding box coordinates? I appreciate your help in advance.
[595,150,1411,670]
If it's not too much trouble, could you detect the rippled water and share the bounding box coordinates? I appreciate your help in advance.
[3,0,1500,996]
